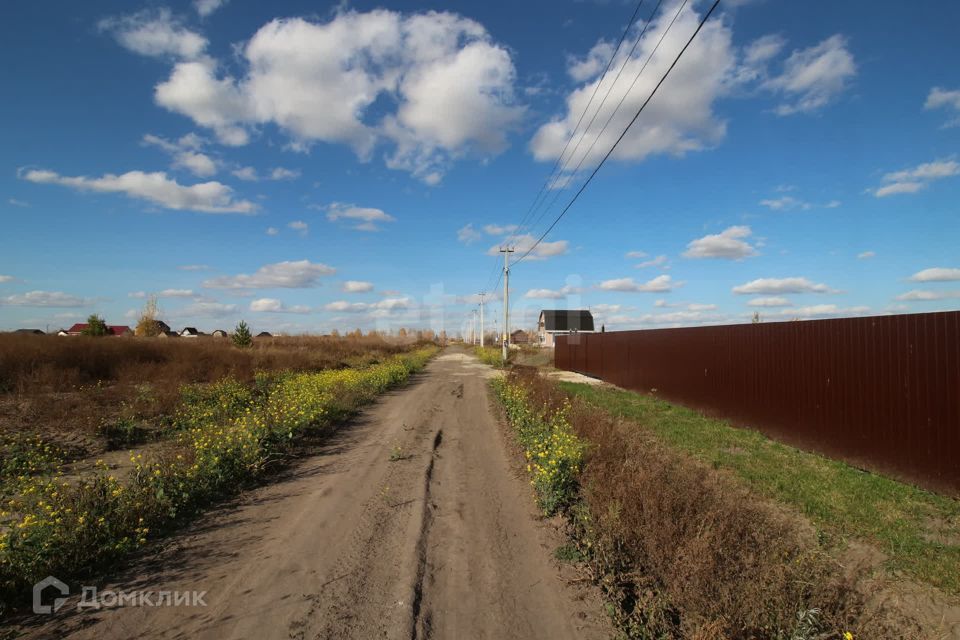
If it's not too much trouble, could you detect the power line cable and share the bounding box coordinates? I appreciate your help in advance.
[512,0,721,266]
[520,0,684,247]
[502,0,648,249]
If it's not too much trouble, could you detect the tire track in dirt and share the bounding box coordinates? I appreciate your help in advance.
[409,428,443,640]
[21,348,609,640]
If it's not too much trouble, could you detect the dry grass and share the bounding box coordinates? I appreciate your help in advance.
[0,334,413,394]
[0,334,425,460]
[505,369,860,638]
[563,382,960,597]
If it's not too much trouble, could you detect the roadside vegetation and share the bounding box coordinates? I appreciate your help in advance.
[562,382,960,597]
[494,368,900,639]
[472,345,506,367]
[0,335,437,614]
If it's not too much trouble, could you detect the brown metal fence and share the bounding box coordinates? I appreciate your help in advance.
[555,311,960,494]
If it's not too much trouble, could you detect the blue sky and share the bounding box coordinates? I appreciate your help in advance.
[2,0,958,335]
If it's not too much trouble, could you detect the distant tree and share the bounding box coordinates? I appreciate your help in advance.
[398,327,408,338]
[82,314,109,336]
[135,295,162,337]
[233,321,252,348]
[438,330,447,344]
[330,328,340,338]
[752,311,762,324]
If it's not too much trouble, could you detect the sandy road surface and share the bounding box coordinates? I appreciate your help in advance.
[27,347,608,640]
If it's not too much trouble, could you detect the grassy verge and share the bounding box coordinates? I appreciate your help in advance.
[494,369,861,639]
[472,345,507,367]
[561,382,960,596]
[0,347,437,613]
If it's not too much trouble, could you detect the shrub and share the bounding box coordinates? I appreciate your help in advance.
[232,321,252,348]
[82,314,108,337]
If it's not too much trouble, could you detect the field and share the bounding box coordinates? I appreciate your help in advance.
[4,341,957,639]
[0,334,437,612]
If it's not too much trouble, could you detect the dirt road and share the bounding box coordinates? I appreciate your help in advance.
[33,348,608,640]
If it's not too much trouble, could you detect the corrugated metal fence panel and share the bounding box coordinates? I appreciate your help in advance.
[552,312,960,494]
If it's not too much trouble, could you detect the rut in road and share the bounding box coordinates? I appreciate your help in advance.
[25,348,609,640]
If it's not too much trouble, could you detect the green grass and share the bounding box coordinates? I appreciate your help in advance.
[473,345,507,367]
[560,382,960,595]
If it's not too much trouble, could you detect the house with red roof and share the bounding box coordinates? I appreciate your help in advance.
[64,323,133,336]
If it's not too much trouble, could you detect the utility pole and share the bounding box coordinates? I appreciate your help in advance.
[478,292,485,347]
[499,247,514,363]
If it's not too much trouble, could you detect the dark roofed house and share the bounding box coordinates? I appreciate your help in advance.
[157,330,179,338]
[510,329,530,345]
[211,329,228,338]
[180,327,200,338]
[13,329,45,335]
[537,310,595,348]
[256,331,273,338]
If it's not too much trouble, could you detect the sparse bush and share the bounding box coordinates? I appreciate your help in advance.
[135,295,163,337]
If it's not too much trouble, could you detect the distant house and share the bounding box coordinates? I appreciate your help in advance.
[154,320,171,334]
[157,330,179,338]
[65,323,133,337]
[211,329,228,338]
[13,329,44,335]
[510,329,531,345]
[537,310,595,348]
[56,329,69,337]
[256,331,273,338]
[180,327,200,338]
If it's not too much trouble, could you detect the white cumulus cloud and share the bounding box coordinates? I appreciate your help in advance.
[763,35,856,115]
[194,0,228,17]
[342,280,375,293]
[531,1,736,169]
[457,224,482,244]
[325,203,396,232]
[0,291,89,307]
[203,260,335,289]
[143,133,218,177]
[20,168,255,214]
[732,277,836,295]
[288,220,309,236]
[149,10,524,182]
[895,290,960,301]
[907,267,960,282]
[249,298,311,313]
[486,234,568,261]
[683,225,757,260]
[100,9,207,60]
[599,274,676,293]
[523,285,581,300]
[872,159,960,197]
[925,87,960,128]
